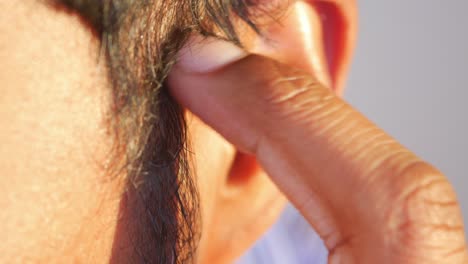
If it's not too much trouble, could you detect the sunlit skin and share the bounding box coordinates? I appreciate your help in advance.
[0,2,119,262]
[0,2,283,262]
[1,1,467,264]
[170,2,468,264]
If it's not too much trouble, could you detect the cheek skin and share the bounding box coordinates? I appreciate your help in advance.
[185,113,237,260]
[0,2,121,262]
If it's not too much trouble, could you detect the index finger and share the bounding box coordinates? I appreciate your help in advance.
[168,55,467,263]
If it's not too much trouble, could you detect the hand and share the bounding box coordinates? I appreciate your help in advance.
[169,55,468,263]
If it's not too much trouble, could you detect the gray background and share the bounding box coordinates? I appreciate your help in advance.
[345,0,468,234]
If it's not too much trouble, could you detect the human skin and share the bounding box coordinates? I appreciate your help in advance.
[0,2,120,262]
[169,1,468,261]
[0,1,283,263]
[4,0,466,263]
[169,54,468,263]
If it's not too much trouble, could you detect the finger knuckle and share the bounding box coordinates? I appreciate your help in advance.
[262,75,336,119]
[384,161,467,262]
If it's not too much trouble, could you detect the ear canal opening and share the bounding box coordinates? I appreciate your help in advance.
[227,152,260,186]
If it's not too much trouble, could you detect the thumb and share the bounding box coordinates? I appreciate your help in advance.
[168,55,468,263]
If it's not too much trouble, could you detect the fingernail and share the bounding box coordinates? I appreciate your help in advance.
[177,35,249,73]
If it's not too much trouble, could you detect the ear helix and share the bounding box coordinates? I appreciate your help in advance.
[176,2,331,88]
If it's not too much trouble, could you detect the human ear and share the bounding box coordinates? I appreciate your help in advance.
[177,0,357,93]
[172,1,357,262]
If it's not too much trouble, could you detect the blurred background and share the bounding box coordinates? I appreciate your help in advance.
[239,0,468,263]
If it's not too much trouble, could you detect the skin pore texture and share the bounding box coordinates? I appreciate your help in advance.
[0,2,118,262]
[1,0,290,263]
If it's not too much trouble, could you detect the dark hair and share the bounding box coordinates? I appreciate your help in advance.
[49,0,276,263]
